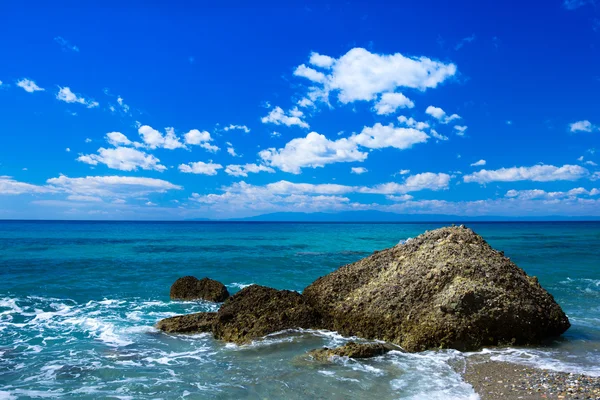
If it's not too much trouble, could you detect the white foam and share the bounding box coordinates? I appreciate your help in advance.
[473,347,600,376]
[228,282,253,290]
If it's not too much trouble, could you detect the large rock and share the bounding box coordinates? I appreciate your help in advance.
[212,285,320,344]
[156,312,216,333]
[308,341,398,361]
[303,226,570,352]
[170,276,229,302]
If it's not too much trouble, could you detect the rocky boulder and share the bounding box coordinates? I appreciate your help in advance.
[303,225,570,352]
[308,341,398,361]
[170,276,229,302]
[212,285,320,344]
[156,312,216,333]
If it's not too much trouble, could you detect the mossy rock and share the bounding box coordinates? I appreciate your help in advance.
[212,285,320,344]
[170,276,229,302]
[156,312,216,333]
[308,341,398,361]
[303,226,570,352]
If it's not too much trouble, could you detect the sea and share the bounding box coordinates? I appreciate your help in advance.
[0,221,599,399]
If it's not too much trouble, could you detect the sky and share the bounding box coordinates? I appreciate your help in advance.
[1,0,599,220]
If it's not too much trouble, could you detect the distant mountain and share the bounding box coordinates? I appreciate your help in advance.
[221,211,600,222]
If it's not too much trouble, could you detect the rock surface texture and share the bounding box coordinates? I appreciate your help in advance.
[169,276,230,302]
[212,285,320,344]
[156,312,216,333]
[308,341,398,361]
[303,225,570,352]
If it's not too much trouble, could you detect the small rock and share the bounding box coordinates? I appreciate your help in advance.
[156,312,216,333]
[308,341,398,362]
[170,276,230,302]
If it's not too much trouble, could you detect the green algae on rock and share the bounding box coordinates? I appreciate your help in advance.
[156,312,217,333]
[212,285,320,344]
[170,276,230,302]
[303,225,570,352]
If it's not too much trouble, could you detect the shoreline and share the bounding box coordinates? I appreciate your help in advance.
[462,360,600,399]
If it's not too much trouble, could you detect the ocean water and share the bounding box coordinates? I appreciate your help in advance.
[0,221,599,399]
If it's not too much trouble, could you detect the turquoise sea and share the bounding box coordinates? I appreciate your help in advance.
[1,221,599,399]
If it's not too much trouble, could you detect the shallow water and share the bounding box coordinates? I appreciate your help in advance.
[1,221,599,399]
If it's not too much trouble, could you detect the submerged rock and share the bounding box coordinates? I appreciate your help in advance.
[156,312,216,333]
[170,276,229,302]
[303,225,570,352]
[308,341,398,361]
[212,285,320,344]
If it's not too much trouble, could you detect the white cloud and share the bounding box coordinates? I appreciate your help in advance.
[183,129,212,145]
[454,125,468,136]
[261,106,309,128]
[294,64,327,84]
[430,129,449,141]
[362,173,452,194]
[77,147,167,172]
[585,160,598,166]
[16,78,44,93]
[227,146,238,157]
[425,106,461,124]
[0,176,55,195]
[271,131,281,138]
[106,132,133,147]
[351,123,429,150]
[85,138,92,143]
[397,116,430,130]
[470,159,486,167]
[54,36,79,52]
[259,131,368,174]
[138,125,186,150]
[398,169,411,175]
[56,87,99,108]
[224,163,275,177]
[464,164,589,184]
[505,187,599,200]
[351,167,368,174]
[178,161,223,175]
[309,52,335,68]
[67,195,102,202]
[373,92,415,115]
[223,124,250,133]
[296,48,456,104]
[569,120,597,133]
[47,175,181,198]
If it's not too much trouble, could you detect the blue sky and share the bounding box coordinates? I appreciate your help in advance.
[1,0,599,220]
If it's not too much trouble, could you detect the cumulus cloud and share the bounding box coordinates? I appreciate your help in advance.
[223,124,250,133]
[296,48,456,104]
[106,132,134,147]
[464,164,589,184]
[138,125,186,150]
[373,92,415,115]
[77,147,166,172]
[16,78,44,93]
[425,106,461,124]
[352,123,429,150]
[569,120,597,133]
[261,106,309,128]
[351,167,368,174]
[362,173,452,194]
[178,161,223,175]
[397,116,430,130]
[56,87,99,108]
[224,163,275,177]
[259,132,368,174]
[470,159,486,167]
